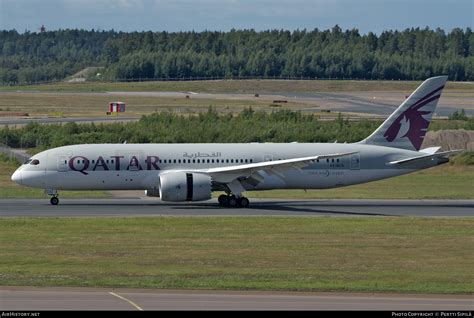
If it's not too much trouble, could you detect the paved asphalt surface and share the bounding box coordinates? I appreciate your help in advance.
[287,92,471,117]
[1,287,472,310]
[1,198,473,217]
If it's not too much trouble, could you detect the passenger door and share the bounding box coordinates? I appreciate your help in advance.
[350,154,360,170]
[57,155,69,172]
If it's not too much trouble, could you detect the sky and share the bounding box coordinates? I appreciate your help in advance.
[0,0,472,34]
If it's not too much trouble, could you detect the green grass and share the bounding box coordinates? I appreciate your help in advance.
[0,217,472,294]
[248,165,474,200]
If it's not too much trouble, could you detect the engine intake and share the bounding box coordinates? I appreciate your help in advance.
[159,172,212,202]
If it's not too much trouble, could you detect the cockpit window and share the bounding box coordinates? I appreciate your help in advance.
[30,159,40,165]
[24,159,32,165]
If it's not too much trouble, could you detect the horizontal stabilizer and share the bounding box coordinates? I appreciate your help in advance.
[388,149,463,165]
[419,146,441,155]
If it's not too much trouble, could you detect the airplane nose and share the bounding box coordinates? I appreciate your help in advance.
[11,169,22,185]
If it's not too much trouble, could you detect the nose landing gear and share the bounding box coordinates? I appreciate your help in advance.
[50,196,59,205]
[45,189,59,205]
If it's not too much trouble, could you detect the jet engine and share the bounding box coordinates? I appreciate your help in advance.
[159,172,212,202]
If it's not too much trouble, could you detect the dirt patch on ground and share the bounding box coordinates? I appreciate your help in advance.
[423,129,474,151]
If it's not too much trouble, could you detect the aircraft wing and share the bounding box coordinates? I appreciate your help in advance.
[388,149,463,165]
[197,152,358,183]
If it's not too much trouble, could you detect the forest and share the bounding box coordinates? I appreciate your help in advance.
[0,26,473,84]
[1,108,473,149]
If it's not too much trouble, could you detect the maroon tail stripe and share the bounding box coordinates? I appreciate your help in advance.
[413,94,441,111]
[410,85,444,108]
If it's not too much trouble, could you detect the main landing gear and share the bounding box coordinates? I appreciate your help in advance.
[45,189,59,205]
[218,194,250,208]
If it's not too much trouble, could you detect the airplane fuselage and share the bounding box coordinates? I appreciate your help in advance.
[12,142,440,192]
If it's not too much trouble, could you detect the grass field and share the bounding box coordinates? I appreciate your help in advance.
[1,79,472,93]
[0,79,471,119]
[0,217,472,294]
[0,92,306,119]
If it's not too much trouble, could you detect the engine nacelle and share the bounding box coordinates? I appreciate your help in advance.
[159,172,212,202]
[144,189,160,197]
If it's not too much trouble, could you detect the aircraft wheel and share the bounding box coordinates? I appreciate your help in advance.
[239,197,250,208]
[50,197,59,206]
[218,194,229,206]
[228,196,238,207]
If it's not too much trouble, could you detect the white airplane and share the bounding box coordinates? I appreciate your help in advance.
[11,76,460,207]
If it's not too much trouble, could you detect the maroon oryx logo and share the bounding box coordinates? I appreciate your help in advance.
[384,85,444,150]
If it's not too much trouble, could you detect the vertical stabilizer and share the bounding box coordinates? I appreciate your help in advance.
[360,76,448,151]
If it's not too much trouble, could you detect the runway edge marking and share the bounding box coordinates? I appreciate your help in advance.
[109,291,144,311]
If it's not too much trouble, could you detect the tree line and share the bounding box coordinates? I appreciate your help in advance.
[1,26,473,85]
[1,108,473,150]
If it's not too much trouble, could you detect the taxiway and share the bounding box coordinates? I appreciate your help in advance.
[0,198,472,217]
[1,287,472,310]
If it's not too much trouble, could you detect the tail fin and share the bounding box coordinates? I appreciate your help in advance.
[360,76,448,151]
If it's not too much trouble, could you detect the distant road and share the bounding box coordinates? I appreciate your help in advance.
[0,116,140,125]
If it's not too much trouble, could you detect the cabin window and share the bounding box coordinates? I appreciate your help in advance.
[30,159,40,165]
[226,159,229,163]
[173,159,176,164]
[197,159,200,163]
[250,159,253,163]
[193,159,195,163]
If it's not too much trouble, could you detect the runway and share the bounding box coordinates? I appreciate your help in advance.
[1,198,473,217]
[1,287,472,310]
